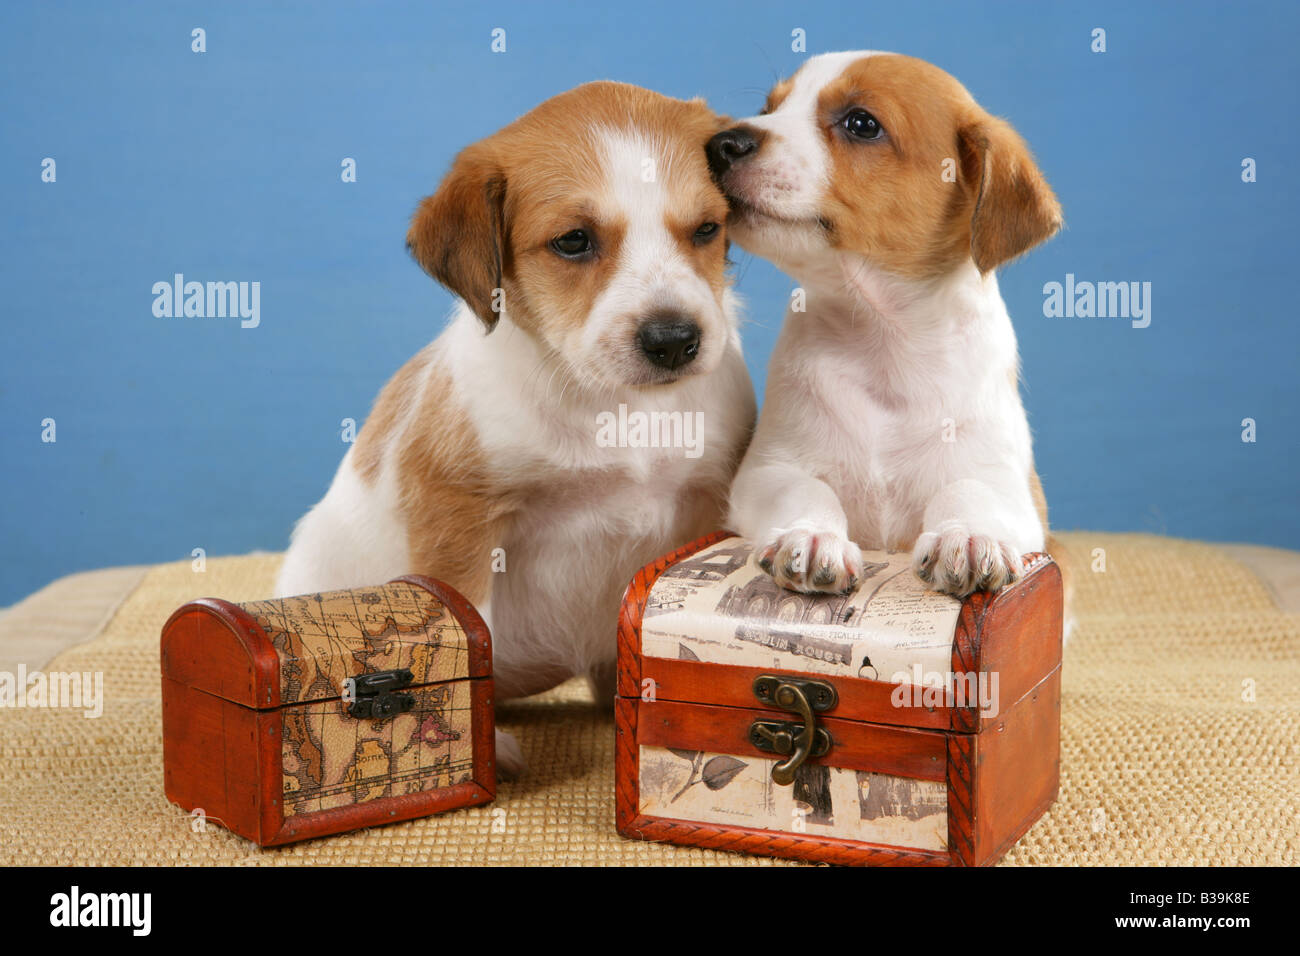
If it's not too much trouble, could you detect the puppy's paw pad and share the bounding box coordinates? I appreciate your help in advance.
[913,528,1021,597]
[759,527,863,594]
[494,728,527,780]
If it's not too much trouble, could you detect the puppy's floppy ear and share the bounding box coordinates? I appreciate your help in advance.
[406,144,507,331]
[959,116,1062,274]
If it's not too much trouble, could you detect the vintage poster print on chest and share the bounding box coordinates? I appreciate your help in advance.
[616,532,1063,866]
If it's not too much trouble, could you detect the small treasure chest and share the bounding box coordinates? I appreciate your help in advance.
[161,575,494,846]
[616,532,1063,866]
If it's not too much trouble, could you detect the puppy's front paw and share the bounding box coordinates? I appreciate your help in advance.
[494,728,527,780]
[912,527,1021,597]
[757,527,864,594]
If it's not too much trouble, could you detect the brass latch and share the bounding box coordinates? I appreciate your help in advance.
[749,676,837,785]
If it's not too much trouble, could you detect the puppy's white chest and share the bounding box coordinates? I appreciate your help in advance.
[488,462,701,679]
[827,396,921,543]
[799,343,963,546]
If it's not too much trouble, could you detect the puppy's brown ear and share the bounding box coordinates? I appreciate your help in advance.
[959,116,1062,273]
[406,145,507,331]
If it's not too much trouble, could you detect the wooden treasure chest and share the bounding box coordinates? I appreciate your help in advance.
[161,575,495,846]
[615,532,1063,866]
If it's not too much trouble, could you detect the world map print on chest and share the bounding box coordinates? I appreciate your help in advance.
[239,584,475,816]
[641,536,962,684]
[279,682,474,816]
[244,583,472,702]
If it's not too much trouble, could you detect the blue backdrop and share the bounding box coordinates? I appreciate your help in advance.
[2,0,1297,605]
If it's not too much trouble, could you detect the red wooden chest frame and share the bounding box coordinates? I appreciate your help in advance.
[161,574,495,847]
[615,531,1063,866]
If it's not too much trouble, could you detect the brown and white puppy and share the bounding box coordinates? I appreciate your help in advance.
[275,82,756,774]
[710,52,1068,607]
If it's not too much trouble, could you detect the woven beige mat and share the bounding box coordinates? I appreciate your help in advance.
[1,532,1295,865]
[0,564,149,674]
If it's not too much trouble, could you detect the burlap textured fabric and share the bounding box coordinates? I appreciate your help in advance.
[1,532,1295,865]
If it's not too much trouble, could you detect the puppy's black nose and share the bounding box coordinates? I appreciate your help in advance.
[706,126,759,179]
[638,317,701,370]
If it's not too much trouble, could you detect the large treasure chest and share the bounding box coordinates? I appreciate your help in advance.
[616,532,1063,866]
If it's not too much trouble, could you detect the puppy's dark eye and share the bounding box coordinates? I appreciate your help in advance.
[842,109,884,141]
[693,222,720,244]
[551,229,593,258]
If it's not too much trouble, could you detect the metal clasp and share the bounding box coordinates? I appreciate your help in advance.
[346,668,415,720]
[750,675,837,785]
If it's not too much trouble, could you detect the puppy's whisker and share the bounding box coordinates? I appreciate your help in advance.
[534,359,562,404]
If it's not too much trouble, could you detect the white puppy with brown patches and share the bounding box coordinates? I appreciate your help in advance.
[709,52,1067,601]
[275,82,755,775]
